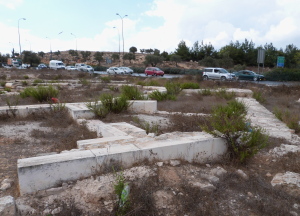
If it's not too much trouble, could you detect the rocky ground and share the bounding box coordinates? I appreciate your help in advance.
[0,68,300,215]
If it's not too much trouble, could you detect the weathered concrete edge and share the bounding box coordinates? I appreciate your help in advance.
[17,137,227,195]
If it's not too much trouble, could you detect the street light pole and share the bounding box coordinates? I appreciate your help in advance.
[71,33,77,51]
[18,18,26,57]
[113,27,120,66]
[116,13,128,58]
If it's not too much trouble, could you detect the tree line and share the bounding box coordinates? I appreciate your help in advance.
[1,38,299,68]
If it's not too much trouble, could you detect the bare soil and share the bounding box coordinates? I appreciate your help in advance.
[0,68,300,215]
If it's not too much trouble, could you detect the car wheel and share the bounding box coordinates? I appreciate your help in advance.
[236,76,240,81]
[221,76,226,81]
[253,77,258,81]
[145,73,148,76]
[203,75,208,80]
[155,73,157,76]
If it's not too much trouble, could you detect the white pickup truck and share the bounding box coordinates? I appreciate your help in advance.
[202,68,236,81]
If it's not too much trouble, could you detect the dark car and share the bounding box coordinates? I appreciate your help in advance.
[234,70,265,81]
[145,67,164,76]
[36,64,48,70]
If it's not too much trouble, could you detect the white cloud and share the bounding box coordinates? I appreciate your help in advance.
[0,0,23,9]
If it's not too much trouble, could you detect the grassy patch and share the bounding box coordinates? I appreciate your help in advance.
[20,86,59,102]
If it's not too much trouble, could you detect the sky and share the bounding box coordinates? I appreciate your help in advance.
[1,0,300,55]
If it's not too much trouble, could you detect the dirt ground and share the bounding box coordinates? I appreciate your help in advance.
[0,68,300,215]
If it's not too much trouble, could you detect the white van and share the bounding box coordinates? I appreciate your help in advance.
[49,60,65,70]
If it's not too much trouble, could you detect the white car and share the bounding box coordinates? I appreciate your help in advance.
[119,67,133,74]
[81,65,94,73]
[66,66,77,71]
[107,67,125,75]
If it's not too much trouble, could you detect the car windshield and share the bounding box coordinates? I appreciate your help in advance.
[154,68,161,71]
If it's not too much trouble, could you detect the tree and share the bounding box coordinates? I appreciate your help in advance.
[160,51,170,61]
[123,53,135,63]
[129,46,137,54]
[38,51,45,58]
[54,50,61,57]
[170,54,181,67]
[140,49,145,54]
[94,51,104,66]
[174,40,190,61]
[69,49,78,56]
[284,44,298,68]
[145,49,154,54]
[144,54,163,66]
[80,51,91,62]
[0,53,10,64]
[112,53,120,62]
[22,51,41,66]
[11,48,15,58]
[153,49,160,56]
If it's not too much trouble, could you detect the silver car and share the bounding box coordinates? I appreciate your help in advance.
[119,67,133,74]
[107,67,125,75]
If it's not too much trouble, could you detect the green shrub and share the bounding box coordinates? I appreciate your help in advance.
[252,91,266,103]
[200,88,212,96]
[100,76,111,83]
[215,88,235,100]
[264,68,300,81]
[100,93,130,114]
[23,75,29,79]
[86,100,109,119]
[148,90,176,101]
[22,81,28,86]
[180,82,200,89]
[273,107,300,133]
[33,79,44,84]
[120,85,145,100]
[202,100,268,163]
[20,86,59,102]
[0,81,6,87]
[165,81,181,95]
[79,78,90,86]
[4,87,11,92]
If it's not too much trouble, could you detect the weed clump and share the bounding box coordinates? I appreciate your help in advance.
[202,100,268,163]
[20,86,59,102]
[120,85,145,100]
[253,91,266,103]
[180,82,200,89]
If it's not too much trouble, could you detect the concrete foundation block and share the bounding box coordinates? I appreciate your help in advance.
[77,136,135,150]
[97,122,128,137]
[0,196,16,216]
[66,103,95,119]
[128,100,157,114]
[18,150,97,195]
[0,104,51,118]
[110,122,147,138]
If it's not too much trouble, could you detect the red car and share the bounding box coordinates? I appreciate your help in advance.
[145,67,164,76]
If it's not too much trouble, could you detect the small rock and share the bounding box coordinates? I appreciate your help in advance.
[51,207,62,215]
[0,196,16,216]
[247,192,253,197]
[170,160,181,166]
[45,187,63,195]
[147,133,155,138]
[0,179,13,191]
[206,164,211,168]
[16,203,36,215]
[156,162,164,167]
[210,167,227,177]
[294,204,299,209]
[236,169,249,180]
[266,172,272,177]
[191,181,216,192]
[290,211,298,216]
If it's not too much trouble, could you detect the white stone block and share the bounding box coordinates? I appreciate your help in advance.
[77,136,135,150]
[18,150,97,195]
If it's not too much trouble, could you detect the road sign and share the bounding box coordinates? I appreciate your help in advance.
[277,56,285,67]
[257,49,265,64]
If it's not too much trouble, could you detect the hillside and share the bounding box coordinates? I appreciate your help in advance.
[41,51,204,70]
